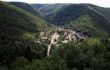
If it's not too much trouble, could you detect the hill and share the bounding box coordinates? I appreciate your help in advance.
[9,2,40,17]
[0,1,53,66]
[32,4,110,37]
[0,2,110,70]
[0,1,49,49]
[31,4,68,16]
[31,4,110,24]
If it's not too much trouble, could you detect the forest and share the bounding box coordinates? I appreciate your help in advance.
[0,1,110,70]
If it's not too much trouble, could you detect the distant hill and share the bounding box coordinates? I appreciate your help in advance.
[31,4,69,16]
[31,4,110,37]
[32,4,110,24]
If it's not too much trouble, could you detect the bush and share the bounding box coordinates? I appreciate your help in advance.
[20,54,68,70]
[0,65,8,70]
[11,56,30,70]
[56,39,107,70]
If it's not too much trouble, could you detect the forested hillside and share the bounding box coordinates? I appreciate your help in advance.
[9,2,40,17]
[0,1,49,68]
[31,4,68,16]
[0,1,110,70]
[32,4,110,37]
[66,10,110,37]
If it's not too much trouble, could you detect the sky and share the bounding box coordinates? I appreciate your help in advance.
[2,0,110,7]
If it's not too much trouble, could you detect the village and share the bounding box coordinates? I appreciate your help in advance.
[36,28,89,56]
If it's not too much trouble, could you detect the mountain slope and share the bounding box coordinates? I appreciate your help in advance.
[66,11,110,37]
[86,5,110,23]
[32,4,110,37]
[9,2,40,16]
[31,4,68,16]
[47,4,87,25]
[0,1,49,48]
[31,4,110,24]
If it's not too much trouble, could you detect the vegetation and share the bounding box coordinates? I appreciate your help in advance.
[31,4,68,16]
[0,1,110,70]
[33,4,110,37]
[0,1,49,67]
[66,13,110,37]
[9,2,41,17]
[0,37,110,70]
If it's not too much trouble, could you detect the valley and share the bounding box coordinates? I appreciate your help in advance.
[0,1,110,70]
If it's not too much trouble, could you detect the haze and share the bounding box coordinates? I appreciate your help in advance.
[2,0,110,7]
